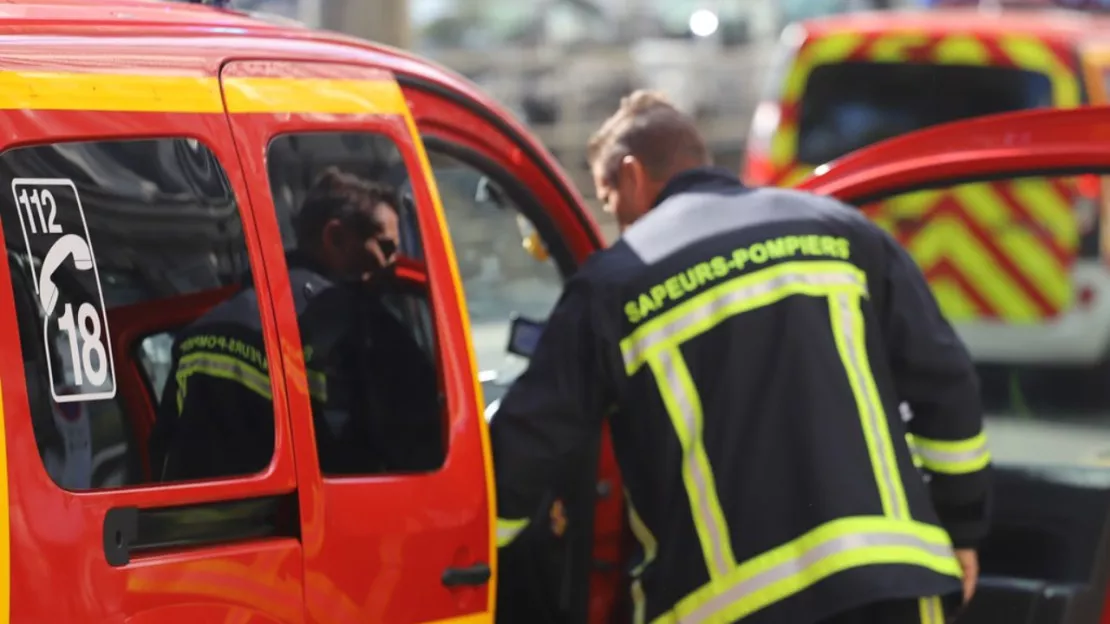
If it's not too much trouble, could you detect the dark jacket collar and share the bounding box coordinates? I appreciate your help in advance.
[651,166,746,208]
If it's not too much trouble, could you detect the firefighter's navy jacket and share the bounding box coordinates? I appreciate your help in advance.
[150,254,442,481]
[491,168,991,624]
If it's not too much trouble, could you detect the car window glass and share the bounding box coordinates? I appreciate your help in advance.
[858,172,1110,469]
[0,138,273,489]
[265,131,448,476]
[424,148,563,404]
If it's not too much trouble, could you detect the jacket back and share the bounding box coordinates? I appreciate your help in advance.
[587,169,977,623]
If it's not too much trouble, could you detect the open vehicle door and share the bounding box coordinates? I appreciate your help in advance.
[798,106,1110,624]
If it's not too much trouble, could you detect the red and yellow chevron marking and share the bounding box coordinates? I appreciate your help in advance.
[861,177,1078,323]
[767,30,1082,320]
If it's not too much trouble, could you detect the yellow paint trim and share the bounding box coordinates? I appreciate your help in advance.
[0,72,223,112]
[421,612,493,624]
[0,378,8,624]
[394,86,498,618]
[222,77,409,115]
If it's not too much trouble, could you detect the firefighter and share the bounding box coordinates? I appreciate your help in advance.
[490,91,991,624]
[150,167,442,481]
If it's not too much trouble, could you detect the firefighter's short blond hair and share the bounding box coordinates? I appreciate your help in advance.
[586,90,710,185]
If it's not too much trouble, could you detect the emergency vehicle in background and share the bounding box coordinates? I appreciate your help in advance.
[744,7,1110,368]
[0,1,1104,623]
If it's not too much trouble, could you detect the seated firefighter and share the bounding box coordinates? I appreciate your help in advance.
[149,167,444,482]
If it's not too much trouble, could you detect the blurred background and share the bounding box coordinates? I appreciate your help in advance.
[227,0,912,239]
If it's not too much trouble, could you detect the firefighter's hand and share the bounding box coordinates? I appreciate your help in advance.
[954,548,979,604]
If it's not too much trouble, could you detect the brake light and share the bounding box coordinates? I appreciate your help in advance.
[1078,174,1100,200]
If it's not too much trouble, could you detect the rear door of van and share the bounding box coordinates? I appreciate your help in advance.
[218,59,495,624]
[745,25,1087,334]
[0,39,306,623]
[799,106,1110,624]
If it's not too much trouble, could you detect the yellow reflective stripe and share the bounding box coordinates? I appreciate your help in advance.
[998,36,1081,108]
[175,351,329,404]
[631,580,647,624]
[621,261,868,375]
[907,433,925,470]
[653,516,959,624]
[918,595,944,624]
[177,351,273,401]
[626,490,659,577]
[649,347,735,579]
[911,432,991,475]
[496,517,529,548]
[626,490,658,624]
[932,34,991,65]
[828,292,908,520]
[306,369,329,402]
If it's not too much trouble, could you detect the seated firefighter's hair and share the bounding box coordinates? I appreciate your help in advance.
[293,166,401,246]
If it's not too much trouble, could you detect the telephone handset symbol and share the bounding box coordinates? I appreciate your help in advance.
[38,234,93,316]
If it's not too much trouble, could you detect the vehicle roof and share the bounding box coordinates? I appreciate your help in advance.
[0,0,524,138]
[799,8,1110,43]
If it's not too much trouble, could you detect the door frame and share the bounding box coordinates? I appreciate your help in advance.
[218,58,494,624]
[394,73,626,623]
[796,106,1110,203]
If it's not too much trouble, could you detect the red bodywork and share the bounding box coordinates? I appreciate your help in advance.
[1,2,1106,624]
[0,2,618,623]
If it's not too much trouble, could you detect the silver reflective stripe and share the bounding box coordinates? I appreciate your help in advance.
[682,531,955,624]
[914,444,989,471]
[656,348,733,579]
[623,269,866,370]
[833,293,904,520]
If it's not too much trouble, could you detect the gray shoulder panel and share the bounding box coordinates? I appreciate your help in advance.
[623,187,833,264]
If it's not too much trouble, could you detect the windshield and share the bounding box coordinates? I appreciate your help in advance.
[797,62,1055,165]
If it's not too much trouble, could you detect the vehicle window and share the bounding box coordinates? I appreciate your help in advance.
[857,172,1110,469]
[0,138,271,489]
[798,62,1054,165]
[424,148,563,405]
[265,132,447,476]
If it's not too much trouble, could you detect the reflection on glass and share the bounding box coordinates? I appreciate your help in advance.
[0,138,255,490]
[266,132,448,476]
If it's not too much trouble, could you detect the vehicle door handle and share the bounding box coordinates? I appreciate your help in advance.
[442,563,492,587]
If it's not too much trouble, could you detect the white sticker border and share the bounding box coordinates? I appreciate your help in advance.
[11,177,117,404]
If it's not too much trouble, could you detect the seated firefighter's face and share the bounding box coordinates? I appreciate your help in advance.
[323,200,399,283]
[299,167,403,284]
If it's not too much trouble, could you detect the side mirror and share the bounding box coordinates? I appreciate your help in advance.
[507,314,545,359]
[474,175,508,208]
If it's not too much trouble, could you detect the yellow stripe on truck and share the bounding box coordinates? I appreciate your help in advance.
[221,77,409,115]
[0,72,223,112]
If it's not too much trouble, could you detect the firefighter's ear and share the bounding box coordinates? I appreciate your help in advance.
[619,153,647,193]
[320,217,347,251]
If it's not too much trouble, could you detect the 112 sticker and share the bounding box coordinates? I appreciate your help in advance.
[11,178,116,403]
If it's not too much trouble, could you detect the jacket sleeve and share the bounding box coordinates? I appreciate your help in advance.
[490,273,621,548]
[877,230,992,549]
